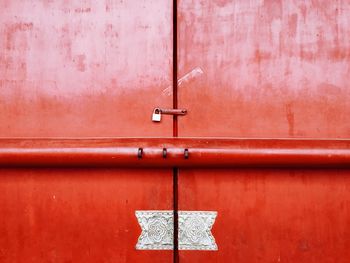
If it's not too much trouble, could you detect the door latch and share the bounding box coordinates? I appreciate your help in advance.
[152,108,187,122]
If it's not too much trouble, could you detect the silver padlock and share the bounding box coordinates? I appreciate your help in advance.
[152,108,161,122]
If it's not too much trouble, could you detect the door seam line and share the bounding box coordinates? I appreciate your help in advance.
[172,0,179,262]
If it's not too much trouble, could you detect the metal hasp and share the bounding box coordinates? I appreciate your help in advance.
[0,138,349,168]
[152,108,187,122]
[159,108,187,115]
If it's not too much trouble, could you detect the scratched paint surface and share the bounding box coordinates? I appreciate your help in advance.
[179,169,350,262]
[0,169,173,263]
[178,0,350,137]
[178,1,350,262]
[0,1,173,262]
[0,0,173,137]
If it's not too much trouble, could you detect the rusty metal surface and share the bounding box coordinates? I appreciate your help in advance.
[0,138,349,168]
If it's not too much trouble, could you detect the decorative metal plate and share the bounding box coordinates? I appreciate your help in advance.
[135,210,217,251]
[135,211,174,250]
[178,211,217,250]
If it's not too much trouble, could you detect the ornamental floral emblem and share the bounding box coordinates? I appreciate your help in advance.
[178,211,217,250]
[135,211,174,250]
[135,211,217,251]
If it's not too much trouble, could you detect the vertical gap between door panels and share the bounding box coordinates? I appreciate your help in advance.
[173,0,178,138]
[173,168,179,262]
[173,0,179,262]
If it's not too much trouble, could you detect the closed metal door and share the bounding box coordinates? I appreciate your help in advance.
[1,1,350,263]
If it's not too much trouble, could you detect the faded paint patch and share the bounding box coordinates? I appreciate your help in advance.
[74,54,86,72]
[285,103,295,136]
[214,0,230,7]
[74,7,91,13]
[5,22,33,50]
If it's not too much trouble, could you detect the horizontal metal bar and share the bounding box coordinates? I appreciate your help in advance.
[159,109,187,115]
[0,138,349,168]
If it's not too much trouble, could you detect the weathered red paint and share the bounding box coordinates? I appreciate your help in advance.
[0,0,173,137]
[0,168,173,262]
[179,169,350,262]
[178,0,350,138]
[0,138,349,168]
[1,0,350,262]
[0,1,174,262]
[178,1,350,262]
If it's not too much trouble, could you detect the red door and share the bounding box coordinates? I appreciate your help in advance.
[1,1,350,263]
[0,1,174,262]
[178,1,350,262]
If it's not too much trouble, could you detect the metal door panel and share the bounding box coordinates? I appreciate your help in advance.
[0,169,173,263]
[177,1,350,262]
[178,169,350,262]
[0,0,173,137]
[0,1,174,262]
[178,0,350,137]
